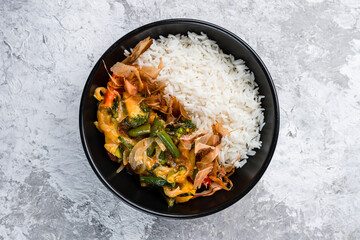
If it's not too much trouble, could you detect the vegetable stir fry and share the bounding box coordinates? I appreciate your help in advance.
[94,38,235,206]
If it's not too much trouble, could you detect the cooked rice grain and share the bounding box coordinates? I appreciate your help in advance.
[133,32,264,168]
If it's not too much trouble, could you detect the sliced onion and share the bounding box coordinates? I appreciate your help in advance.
[128,138,154,171]
[181,140,192,150]
[116,163,125,174]
[163,186,182,198]
[155,137,166,151]
[116,99,127,122]
[94,87,106,101]
[154,145,162,160]
[122,149,130,166]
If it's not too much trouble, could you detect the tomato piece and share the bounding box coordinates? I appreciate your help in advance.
[103,89,115,107]
[103,73,120,107]
[202,175,212,187]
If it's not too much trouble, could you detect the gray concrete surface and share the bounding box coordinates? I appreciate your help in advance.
[1,0,360,239]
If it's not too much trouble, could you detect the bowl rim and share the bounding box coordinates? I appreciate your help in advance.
[79,18,280,219]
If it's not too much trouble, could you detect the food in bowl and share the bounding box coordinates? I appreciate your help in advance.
[93,32,264,206]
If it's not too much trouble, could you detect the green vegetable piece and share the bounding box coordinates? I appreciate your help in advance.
[150,117,165,138]
[192,168,198,181]
[175,127,186,138]
[146,169,155,176]
[159,151,167,165]
[114,147,124,163]
[118,136,133,151]
[146,142,157,157]
[125,100,150,128]
[178,192,194,197]
[93,94,102,101]
[157,130,181,158]
[139,176,175,188]
[114,147,121,158]
[109,97,120,119]
[166,197,175,207]
[168,118,197,138]
[183,118,196,130]
[128,124,151,137]
[150,163,160,171]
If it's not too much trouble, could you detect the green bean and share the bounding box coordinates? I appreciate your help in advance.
[159,151,167,165]
[150,117,165,137]
[139,176,174,187]
[178,192,194,197]
[157,130,181,158]
[146,142,157,157]
[118,136,133,151]
[146,169,155,176]
[128,124,151,137]
[150,163,160,171]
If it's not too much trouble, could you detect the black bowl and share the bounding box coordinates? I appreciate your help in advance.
[79,19,279,218]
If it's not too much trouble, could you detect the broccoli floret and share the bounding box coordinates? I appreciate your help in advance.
[108,97,120,118]
[175,127,187,138]
[184,119,196,130]
[124,97,149,128]
[173,118,197,138]
[159,151,167,165]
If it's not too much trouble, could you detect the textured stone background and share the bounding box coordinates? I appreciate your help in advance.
[1,0,360,239]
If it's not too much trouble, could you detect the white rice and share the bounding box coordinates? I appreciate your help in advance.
[129,32,264,168]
